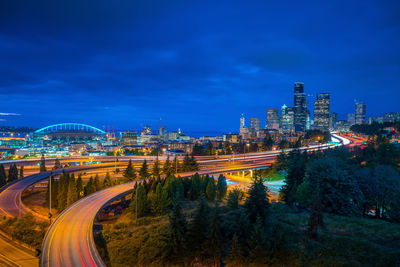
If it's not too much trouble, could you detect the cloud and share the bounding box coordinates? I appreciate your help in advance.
[0,113,20,116]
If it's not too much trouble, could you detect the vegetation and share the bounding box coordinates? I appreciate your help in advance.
[0,213,48,250]
[350,121,396,136]
[39,154,46,172]
[97,138,400,266]
[0,163,24,188]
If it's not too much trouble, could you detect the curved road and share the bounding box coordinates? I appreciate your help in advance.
[0,164,122,219]
[41,133,355,267]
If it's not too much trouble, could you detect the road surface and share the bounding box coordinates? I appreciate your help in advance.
[41,134,354,267]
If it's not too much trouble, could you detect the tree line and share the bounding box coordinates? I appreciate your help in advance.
[277,141,400,232]
[117,172,274,266]
[129,173,228,218]
[0,164,24,187]
[45,155,200,213]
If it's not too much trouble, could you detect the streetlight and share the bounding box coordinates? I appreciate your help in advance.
[49,172,53,224]
[135,183,139,221]
[244,143,250,159]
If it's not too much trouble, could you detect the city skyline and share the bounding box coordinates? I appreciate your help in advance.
[1,1,400,132]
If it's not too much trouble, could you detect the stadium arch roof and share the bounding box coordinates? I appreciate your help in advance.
[34,123,106,135]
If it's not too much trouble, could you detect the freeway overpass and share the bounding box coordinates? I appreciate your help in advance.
[41,133,355,267]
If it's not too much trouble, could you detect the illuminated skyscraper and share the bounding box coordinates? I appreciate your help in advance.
[355,102,366,124]
[314,93,330,130]
[329,112,338,130]
[348,113,355,125]
[250,118,260,131]
[294,82,307,131]
[280,104,295,133]
[240,114,245,128]
[266,108,279,130]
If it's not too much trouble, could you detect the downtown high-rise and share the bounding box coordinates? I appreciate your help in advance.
[266,108,279,130]
[280,104,295,133]
[293,82,307,131]
[250,118,260,131]
[355,102,366,124]
[314,93,330,130]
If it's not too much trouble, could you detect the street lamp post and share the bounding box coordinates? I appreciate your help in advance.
[49,172,52,224]
[135,183,138,221]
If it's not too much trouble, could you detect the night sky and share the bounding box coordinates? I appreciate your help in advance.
[0,0,399,135]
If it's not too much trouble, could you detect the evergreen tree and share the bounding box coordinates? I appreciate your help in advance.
[280,149,307,204]
[54,158,62,169]
[206,178,216,202]
[76,174,83,199]
[103,172,112,188]
[139,160,149,179]
[165,200,187,264]
[306,157,363,216]
[244,175,270,223]
[163,156,173,178]
[150,183,170,215]
[190,154,199,171]
[216,175,227,201]
[249,216,267,260]
[206,202,224,266]
[123,159,136,180]
[0,165,6,187]
[307,194,323,240]
[7,164,18,182]
[40,153,46,172]
[94,174,101,191]
[182,154,191,172]
[201,174,211,194]
[66,175,77,207]
[85,177,95,196]
[227,188,243,209]
[189,173,202,200]
[275,150,288,170]
[19,166,24,179]
[152,157,161,178]
[229,234,244,264]
[130,185,148,218]
[230,211,250,260]
[57,173,68,211]
[173,156,180,174]
[187,198,209,259]
[164,176,184,201]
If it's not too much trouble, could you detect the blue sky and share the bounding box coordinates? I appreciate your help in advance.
[0,0,399,134]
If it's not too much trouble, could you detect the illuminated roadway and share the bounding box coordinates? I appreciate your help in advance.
[41,133,356,267]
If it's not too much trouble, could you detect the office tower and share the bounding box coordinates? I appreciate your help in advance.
[329,112,338,130]
[250,118,260,131]
[314,93,330,130]
[266,108,279,130]
[280,104,287,131]
[120,131,138,146]
[240,114,245,128]
[355,102,366,124]
[281,105,295,133]
[348,113,355,125]
[294,82,307,131]
[305,109,311,130]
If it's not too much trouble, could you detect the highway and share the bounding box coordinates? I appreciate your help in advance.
[0,163,124,219]
[0,133,357,266]
[41,133,355,267]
